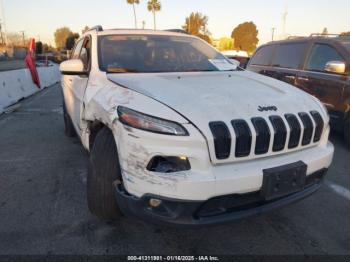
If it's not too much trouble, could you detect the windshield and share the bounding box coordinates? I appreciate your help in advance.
[98,35,236,73]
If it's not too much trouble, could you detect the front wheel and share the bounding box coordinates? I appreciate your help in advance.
[87,127,123,220]
[345,116,350,149]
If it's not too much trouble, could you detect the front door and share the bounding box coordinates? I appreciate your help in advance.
[62,37,91,135]
[297,43,346,121]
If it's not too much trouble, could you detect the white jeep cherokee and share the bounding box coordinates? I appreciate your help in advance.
[60,26,334,226]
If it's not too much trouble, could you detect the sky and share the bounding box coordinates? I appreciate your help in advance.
[1,0,350,47]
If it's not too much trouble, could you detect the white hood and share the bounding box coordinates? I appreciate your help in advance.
[108,70,323,125]
[108,70,326,163]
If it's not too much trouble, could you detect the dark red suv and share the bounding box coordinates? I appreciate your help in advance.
[247,35,350,147]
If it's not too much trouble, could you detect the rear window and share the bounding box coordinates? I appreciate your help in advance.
[250,45,275,66]
[272,43,307,69]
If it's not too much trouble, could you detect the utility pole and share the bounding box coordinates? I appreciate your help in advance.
[142,21,145,30]
[282,4,288,39]
[0,0,7,45]
[0,19,4,45]
[20,30,25,47]
[271,27,276,41]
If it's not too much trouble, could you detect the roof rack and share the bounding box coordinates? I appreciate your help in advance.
[309,33,340,37]
[285,33,342,40]
[88,25,104,32]
[286,36,306,40]
[164,29,189,34]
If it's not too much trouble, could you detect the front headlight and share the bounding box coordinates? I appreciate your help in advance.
[117,106,189,136]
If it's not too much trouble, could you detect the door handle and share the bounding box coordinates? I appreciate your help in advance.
[298,77,309,82]
[285,75,295,80]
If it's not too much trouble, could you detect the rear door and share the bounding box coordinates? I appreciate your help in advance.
[297,43,346,115]
[247,44,276,75]
[248,42,308,87]
[269,42,308,86]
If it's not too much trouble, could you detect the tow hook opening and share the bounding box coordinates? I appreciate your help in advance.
[147,156,191,173]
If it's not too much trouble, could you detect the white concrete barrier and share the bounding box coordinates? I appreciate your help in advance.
[0,64,60,114]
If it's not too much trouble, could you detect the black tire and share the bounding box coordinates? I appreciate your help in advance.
[345,116,350,148]
[63,101,76,137]
[87,127,122,220]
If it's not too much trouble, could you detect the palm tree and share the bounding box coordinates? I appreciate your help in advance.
[127,0,140,29]
[147,0,161,30]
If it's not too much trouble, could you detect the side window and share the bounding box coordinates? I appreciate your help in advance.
[250,45,275,66]
[272,43,307,69]
[80,38,91,70]
[306,44,344,72]
[71,39,84,60]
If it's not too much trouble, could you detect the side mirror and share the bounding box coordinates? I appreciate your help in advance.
[325,61,346,74]
[60,59,87,75]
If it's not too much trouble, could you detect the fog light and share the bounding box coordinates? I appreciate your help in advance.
[149,198,162,207]
[147,156,191,173]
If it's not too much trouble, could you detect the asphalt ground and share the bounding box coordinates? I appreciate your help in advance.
[0,84,349,255]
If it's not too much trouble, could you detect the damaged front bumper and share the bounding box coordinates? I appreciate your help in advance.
[115,169,327,227]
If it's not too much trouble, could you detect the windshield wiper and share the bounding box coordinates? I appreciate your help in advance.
[106,68,139,73]
[183,69,218,72]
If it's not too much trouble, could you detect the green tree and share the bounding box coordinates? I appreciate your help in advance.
[231,22,259,54]
[218,37,234,51]
[199,34,212,44]
[36,41,43,54]
[183,12,212,44]
[65,33,80,50]
[340,31,350,36]
[54,27,73,50]
[147,0,161,30]
[43,43,55,53]
[82,26,90,34]
[183,12,208,35]
[127,0,140,29]
[6,32,28,47]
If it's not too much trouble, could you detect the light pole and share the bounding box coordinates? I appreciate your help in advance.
[271,27,276,41]
[20,30,25,47]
